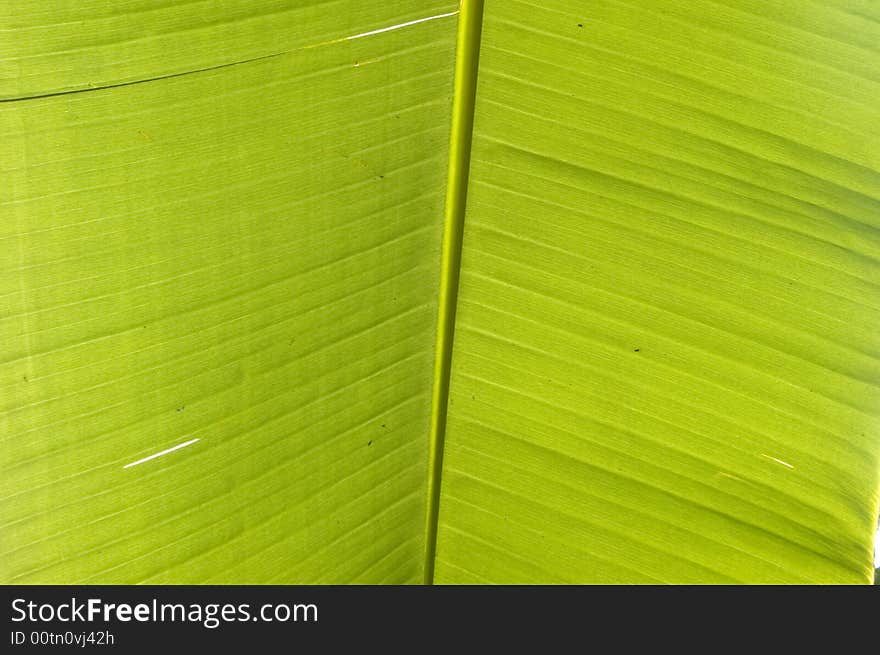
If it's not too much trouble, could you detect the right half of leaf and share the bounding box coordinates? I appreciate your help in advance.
[435,0,880,583]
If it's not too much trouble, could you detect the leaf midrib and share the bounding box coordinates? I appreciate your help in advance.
[423,0,485,584]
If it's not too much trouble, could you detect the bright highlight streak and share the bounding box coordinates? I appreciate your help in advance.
[874,525,879,569]
[346,11,459,41]
[760,453,794,469]
[123,438,200,469]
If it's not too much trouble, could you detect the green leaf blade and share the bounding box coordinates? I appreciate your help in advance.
[1,2,460,584]
[435,0,880,584]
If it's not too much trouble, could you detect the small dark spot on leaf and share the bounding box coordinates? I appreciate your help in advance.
[381,423,386,428]
[176,406,185,412]
[22,375,28,382]
[368,440,373,446]
[577,23,583,27]
[633,348,640,352]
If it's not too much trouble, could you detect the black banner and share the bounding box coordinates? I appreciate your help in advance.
[1,585,872,651]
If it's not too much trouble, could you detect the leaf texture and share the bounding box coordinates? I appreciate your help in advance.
[434,0,880,583]
[3,0,879,586]
[1,1,459,583]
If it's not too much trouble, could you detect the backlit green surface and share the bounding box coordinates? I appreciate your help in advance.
[434,0,880,583]
[1,1,458,583]
[2,1,879,585]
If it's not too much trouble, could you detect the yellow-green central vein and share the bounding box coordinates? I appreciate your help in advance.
[424,0,486,585]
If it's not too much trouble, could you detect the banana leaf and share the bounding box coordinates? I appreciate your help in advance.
[2,0,878,584]
[1,0,460,584]
[434,0,880,584]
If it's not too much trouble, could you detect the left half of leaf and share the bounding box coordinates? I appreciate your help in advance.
[0,1,460,583]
